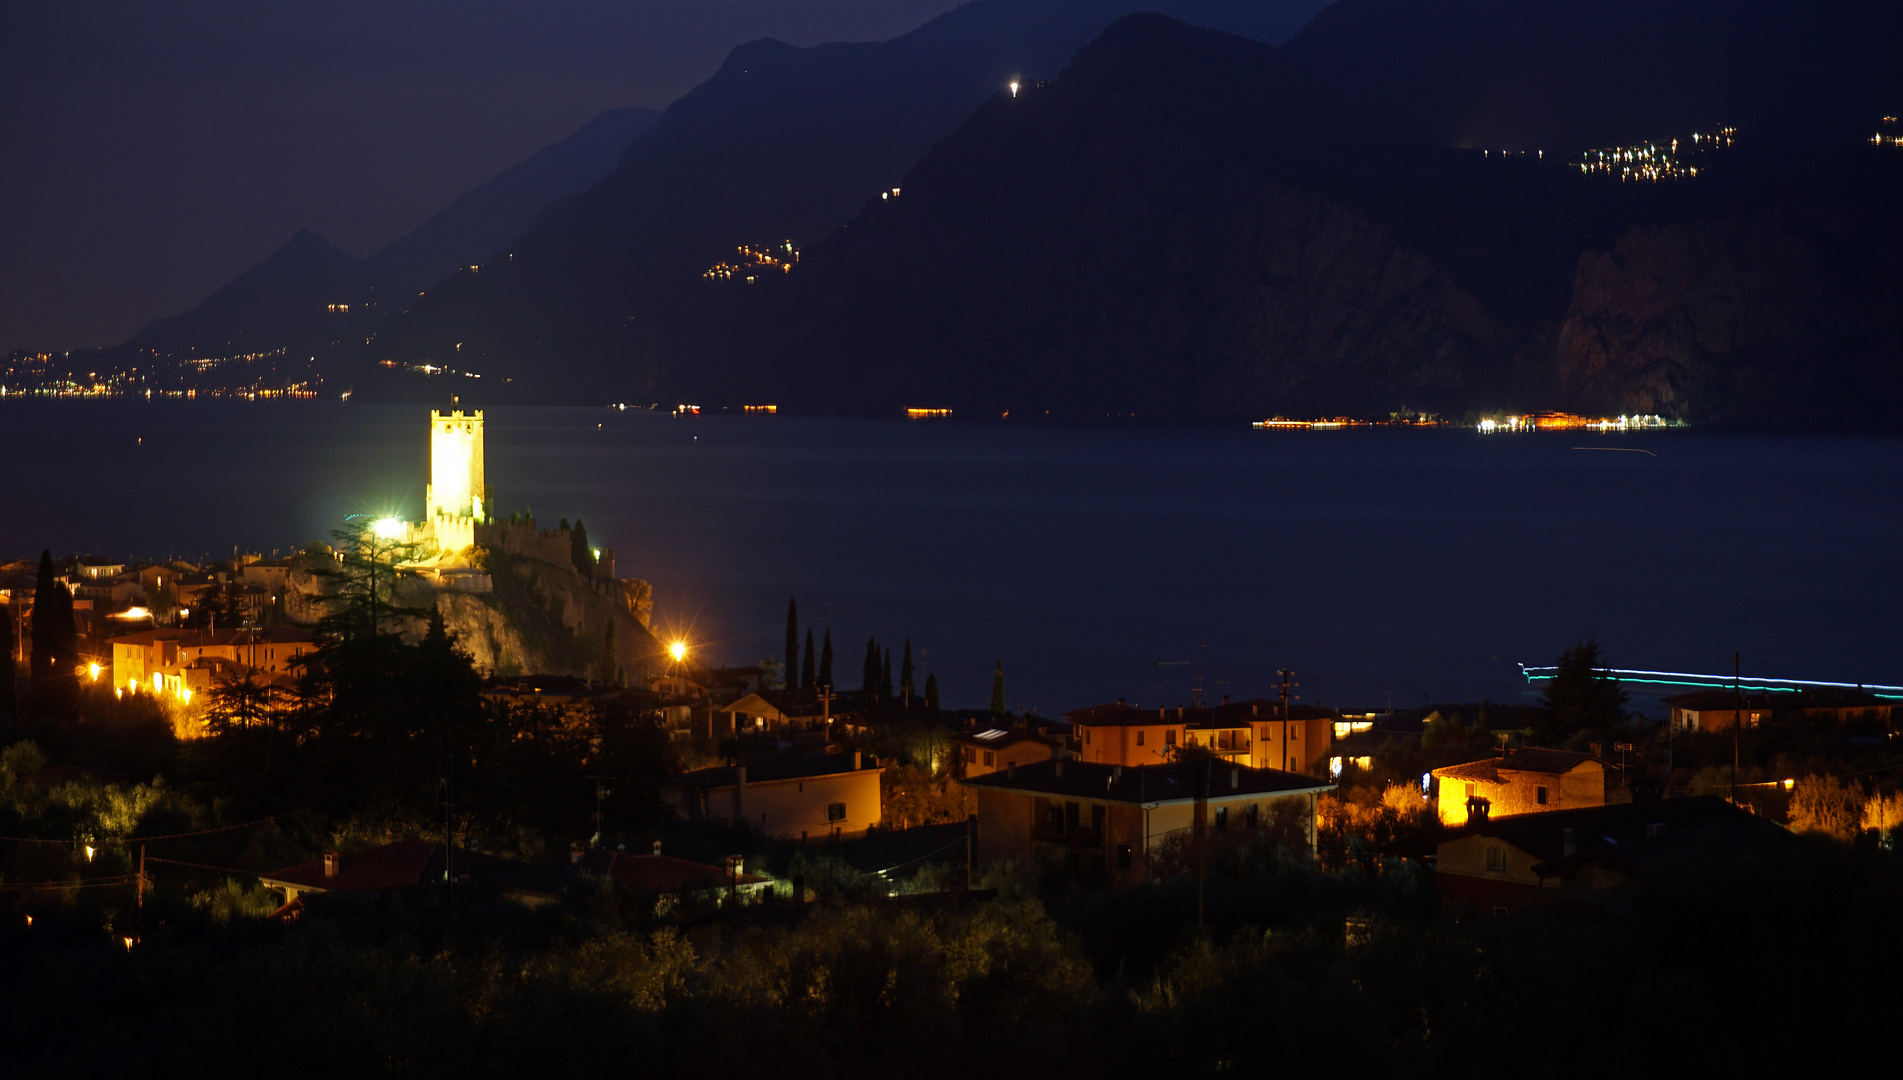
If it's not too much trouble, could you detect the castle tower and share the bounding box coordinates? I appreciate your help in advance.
[426,409,484,553]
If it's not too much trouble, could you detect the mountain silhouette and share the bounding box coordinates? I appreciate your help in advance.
[359,0,1332,401]
[120,106,660,360]
[672,13,1903,425]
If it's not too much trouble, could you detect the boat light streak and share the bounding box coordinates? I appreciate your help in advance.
[1518,664,1903,699]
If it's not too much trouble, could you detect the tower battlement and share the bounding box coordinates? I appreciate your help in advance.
[427,409,486,529]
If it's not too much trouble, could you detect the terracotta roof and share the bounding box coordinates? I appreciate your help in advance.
[261,839,521,893]
[107,625,315,647]
[1662,689,1773,710]
[586,852,766,892]
[1063,699,1331,728]
[962,758,1331,805]
[668,751,874,788]
[1433,748,1600,783]
[1434,796,1788,871]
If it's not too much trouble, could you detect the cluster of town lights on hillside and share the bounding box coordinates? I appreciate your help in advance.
[1874,117,1902,147]
[1577,127,1734,182]
[1477,413,1672,433]
[703,241,798,283]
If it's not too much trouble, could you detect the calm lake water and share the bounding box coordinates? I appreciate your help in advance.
[4,399,1899,715]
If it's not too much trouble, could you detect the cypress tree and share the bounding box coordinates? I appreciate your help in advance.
[29,550,55,691]
[899,639,915,703]
[0,600,15,719]
[880,649,893,702]
[989,660,1006,714]
[924,672,939,710]
[784,598,799,687]
[862,636,880,696]
[571,519,595,576]
[801,629,815,689]
[818,629,834,688]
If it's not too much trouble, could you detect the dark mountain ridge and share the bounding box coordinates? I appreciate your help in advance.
[357,0,1334,401]
[117,106,660,361]
[673,14,1903,426]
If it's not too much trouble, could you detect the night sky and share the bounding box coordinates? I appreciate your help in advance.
[0,0,961,354]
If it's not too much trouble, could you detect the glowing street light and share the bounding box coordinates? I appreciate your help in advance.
[669,640,688,663]
[372,517,405,540]
[1008,72,1020,97]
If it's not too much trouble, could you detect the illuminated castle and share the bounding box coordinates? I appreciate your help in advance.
[425,409,485,553]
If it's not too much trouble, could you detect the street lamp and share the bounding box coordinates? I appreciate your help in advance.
[669,639,687,664]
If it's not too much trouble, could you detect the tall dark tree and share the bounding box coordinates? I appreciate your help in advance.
[1537,639,1629,743]
[596,620,618,686]
[880,648,894,702]
[989,660,1006,714]
[311,519,426,644]
[571,519,596,577]
[28,550,56,691]
[0,598,16,719]
[818,629,834,688]
[784,597,799,687]
[862,636,881,696]
[900,639,914,703]
[924,672,940,710]
[28,550,77,715]
[801,629,815,689]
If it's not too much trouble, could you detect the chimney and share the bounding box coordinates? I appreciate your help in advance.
[1007,761,1016,780]
[853,750,863,770]
[1054,760,1064,778]
[1222,695,1230,706]
[1562,828,1576,857]
[1230,768,1239,789]
[1252,703,1258,717]
[323,851,340,878]
[1158,707,1165,719]
[651,840,663,856]
[1117,697,1125,707]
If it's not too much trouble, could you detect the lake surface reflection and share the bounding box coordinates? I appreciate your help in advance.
[4,400,1898,714]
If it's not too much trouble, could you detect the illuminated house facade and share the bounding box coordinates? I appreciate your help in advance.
[964,758,1333,886]
[1064,699,1334,774]
[1432,748,1606,825]
[1662,689,1772,733]
[952,725,1062,778]
[662,752,883,841]
[109,625,316,702]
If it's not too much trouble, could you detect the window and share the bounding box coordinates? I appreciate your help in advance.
[1136,730,1145,746]
[1165,729,1177,746]
[1536,786,1549,805]
[1214,806,1229,831]
[1485,845,1506,871]
[1245,803,1259,828]
[827,802,846,822]
[1289,728,1297,741]
[1085,729,1092,745]
[982,750,994,767]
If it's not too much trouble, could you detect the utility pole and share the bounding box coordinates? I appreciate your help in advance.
[1731,651,1742,804]
[586,775,617,844]
[1278,669,1298,772]
[137,844,146,913]
[818,684,834,735]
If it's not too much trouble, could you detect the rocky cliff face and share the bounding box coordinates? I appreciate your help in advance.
[286,552,660,680]
[1552,149,1903,426]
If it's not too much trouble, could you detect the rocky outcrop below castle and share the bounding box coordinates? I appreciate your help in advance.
[286,548,659,681]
